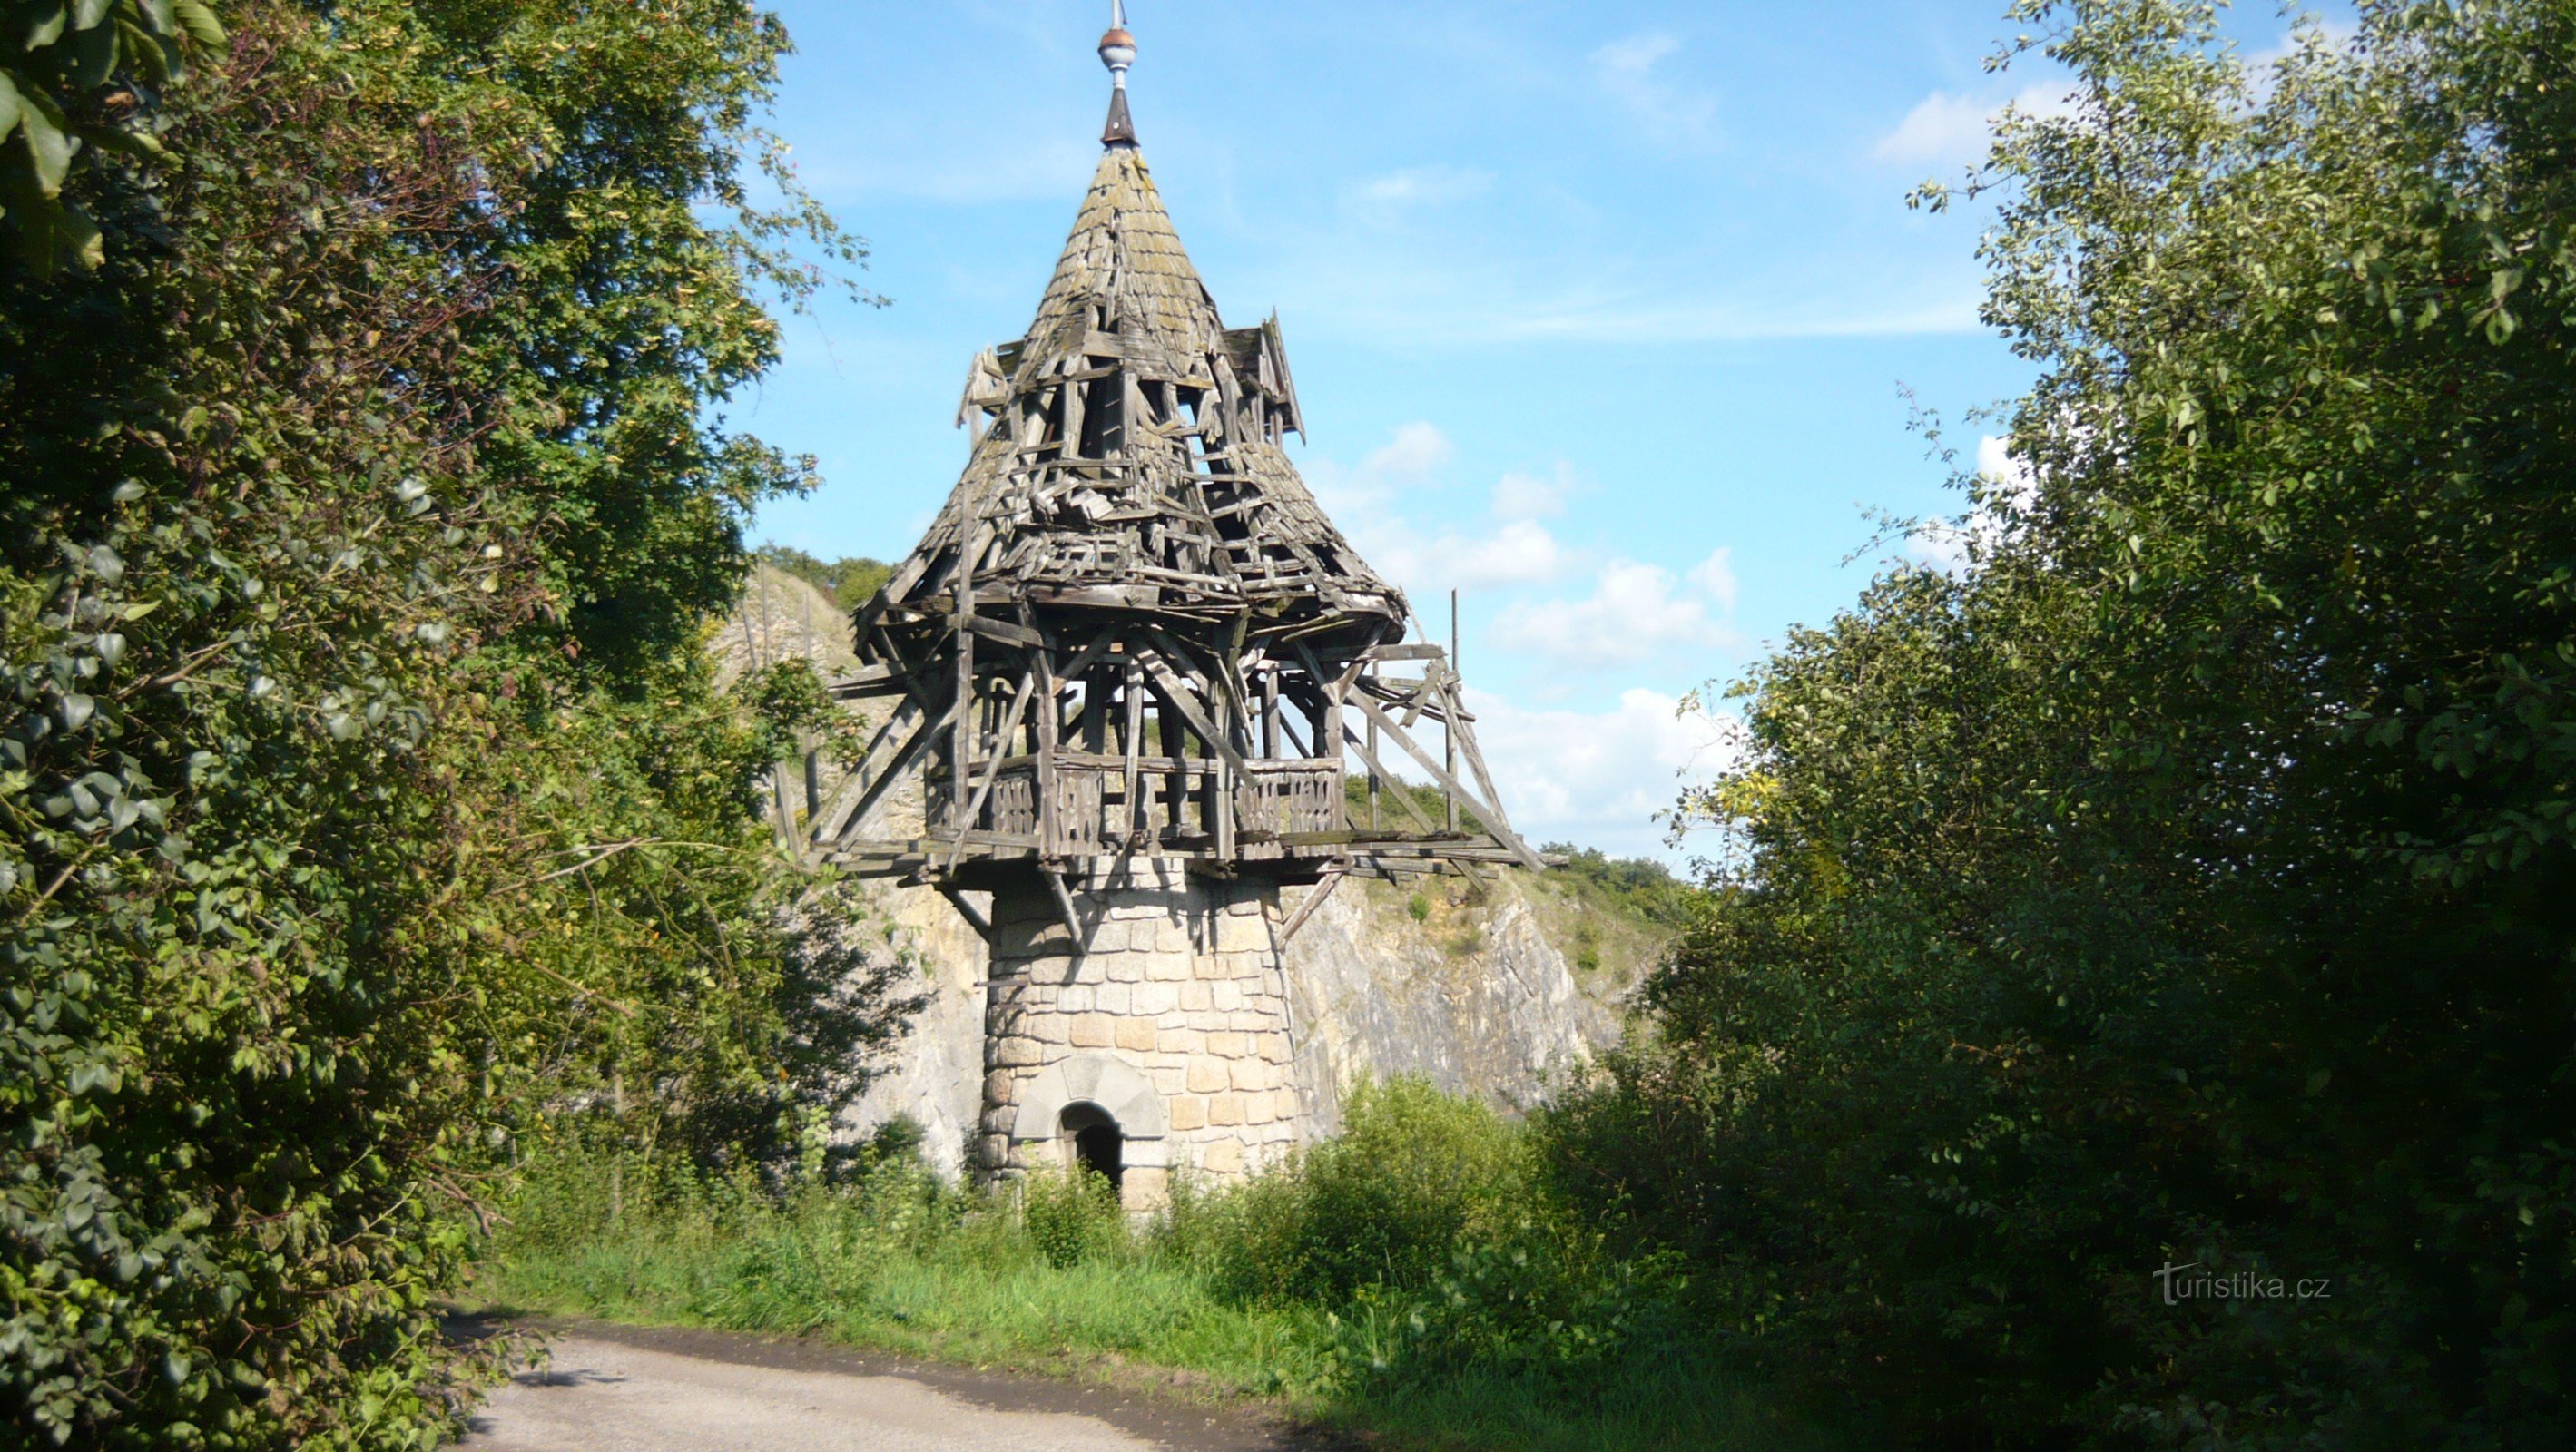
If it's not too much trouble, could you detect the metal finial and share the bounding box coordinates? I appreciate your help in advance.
[1099,1,1137,145]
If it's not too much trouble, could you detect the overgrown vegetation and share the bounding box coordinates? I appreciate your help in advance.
[17,1,2567,1447]
[1563,4,2576,1447]
[482,1079,1829,1452]
[1,4,901,1446]
[754,544,892,609]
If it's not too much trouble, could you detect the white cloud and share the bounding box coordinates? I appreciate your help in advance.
[1308,426,1580,597]
[1360,517,1575,595]
[1370,420,1456,483]
[1310,420,1457,515]
[1491,558,1741,668]
[1491,464,1577,522]
[1904,434,2038,574]
[1976,434,2038,504]
[1872,83,2078,166]
[1454,520,1572,588]
[1687,546,1738,615]
[1465,686,1737,860]
[1346,166,1497,214]
[1591,34,1719,148]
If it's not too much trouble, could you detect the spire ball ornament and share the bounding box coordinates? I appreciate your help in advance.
[1099,29,1136,85]
[1098,2,1137,145]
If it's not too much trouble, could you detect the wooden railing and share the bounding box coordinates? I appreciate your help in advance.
[928,752,1342,858]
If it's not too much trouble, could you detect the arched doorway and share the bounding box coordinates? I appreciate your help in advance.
[1059,1103,1123,1192]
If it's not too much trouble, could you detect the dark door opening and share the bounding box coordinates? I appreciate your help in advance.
[1060,1104,1124,1192]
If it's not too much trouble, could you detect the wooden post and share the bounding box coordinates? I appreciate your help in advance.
[1446,589,1460,835]
[1122,656,1144,846]
[952,536,975,825]
[1037,642,1062,857]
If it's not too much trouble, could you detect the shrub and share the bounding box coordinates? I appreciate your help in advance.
[1021,1169,1126,1270]
[1172,1077,1531,1306]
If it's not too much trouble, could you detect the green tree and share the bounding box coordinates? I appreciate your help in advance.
[1564,3,2576,1446]
[1,0,225,273]
[1,3,903,1446]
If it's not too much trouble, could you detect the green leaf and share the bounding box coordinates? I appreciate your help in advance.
[115,17,167,84]
[70,19,114,87]
[25,6,70,48]
[172,0,221,45]
[15,89,76,197]
[72,0,111,30]
[54,199,102,270]
[0,72,22,142]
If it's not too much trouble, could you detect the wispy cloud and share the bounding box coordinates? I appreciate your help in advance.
[1308,426,1584,598]
[1872,83,2078,167]
[1905,435,2039,574]
[1591,33,1720,149]
[1491,463,1578,522]
[1873,91,1991,165]
[1465,685,1735,860]
[1270,253,1984,346]
[1491,554,1744,669]
[1344,165,1498,217]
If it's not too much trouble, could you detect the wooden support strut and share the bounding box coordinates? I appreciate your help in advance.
[816,695,957,850]
[808,686,931,845]
[1339,723,1446,838]
[938,885,995,944]
[1277,868,1344,947]
[944,669,1038,872]
[1344,693,1548,872]
[1041,866,1086,954]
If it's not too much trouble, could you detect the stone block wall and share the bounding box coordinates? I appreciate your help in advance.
[980,860,1301,1210]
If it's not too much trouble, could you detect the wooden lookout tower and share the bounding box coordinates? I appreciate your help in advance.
[808,6,1539,1205]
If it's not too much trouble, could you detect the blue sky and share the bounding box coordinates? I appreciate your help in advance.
[739,1,2325,861]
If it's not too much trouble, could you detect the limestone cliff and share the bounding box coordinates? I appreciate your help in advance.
[721,564,1657,1176]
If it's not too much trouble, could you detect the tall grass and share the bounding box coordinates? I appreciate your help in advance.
[477,1081,1833,1451]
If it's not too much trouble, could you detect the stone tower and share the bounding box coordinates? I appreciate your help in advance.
[805,9,1540,1210]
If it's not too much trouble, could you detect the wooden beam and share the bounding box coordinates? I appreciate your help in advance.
[945,669,1037,872]
[1339,724,1444,837]
[1443,676,1520,866]
[1122,658,1145,846]
[822,697,955,849]
[1344,693,1548,872]
[1131,644,1251,777]
[1041,866,1086,954]
[1277,868,1344,947]
[938,886,995,944]
[961,613,1046,650]
[1036,640,1061,857]
[812,692,934,843]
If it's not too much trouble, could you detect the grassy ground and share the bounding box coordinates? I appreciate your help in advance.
[475,1086,1833,1452]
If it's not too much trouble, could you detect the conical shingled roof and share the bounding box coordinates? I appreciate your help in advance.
[856,144,1409,664]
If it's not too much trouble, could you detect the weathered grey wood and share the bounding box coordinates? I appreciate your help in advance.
[938,885,995,943]
[823,132,1539,884]
[1133,643,1251,776]
[962,614,1046,650]
[831,697,956,847]
[946,670,1038,871]
[1345,693,1547,871]
[1036,643,1062,856]
[1277,868,1344,947]
[1338,724,1444,837]
[1041,866,1086,951]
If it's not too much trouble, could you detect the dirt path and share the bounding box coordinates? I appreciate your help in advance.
[460,1320,1337,1452]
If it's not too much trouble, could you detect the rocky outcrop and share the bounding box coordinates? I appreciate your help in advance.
[721,565,1644,1177]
